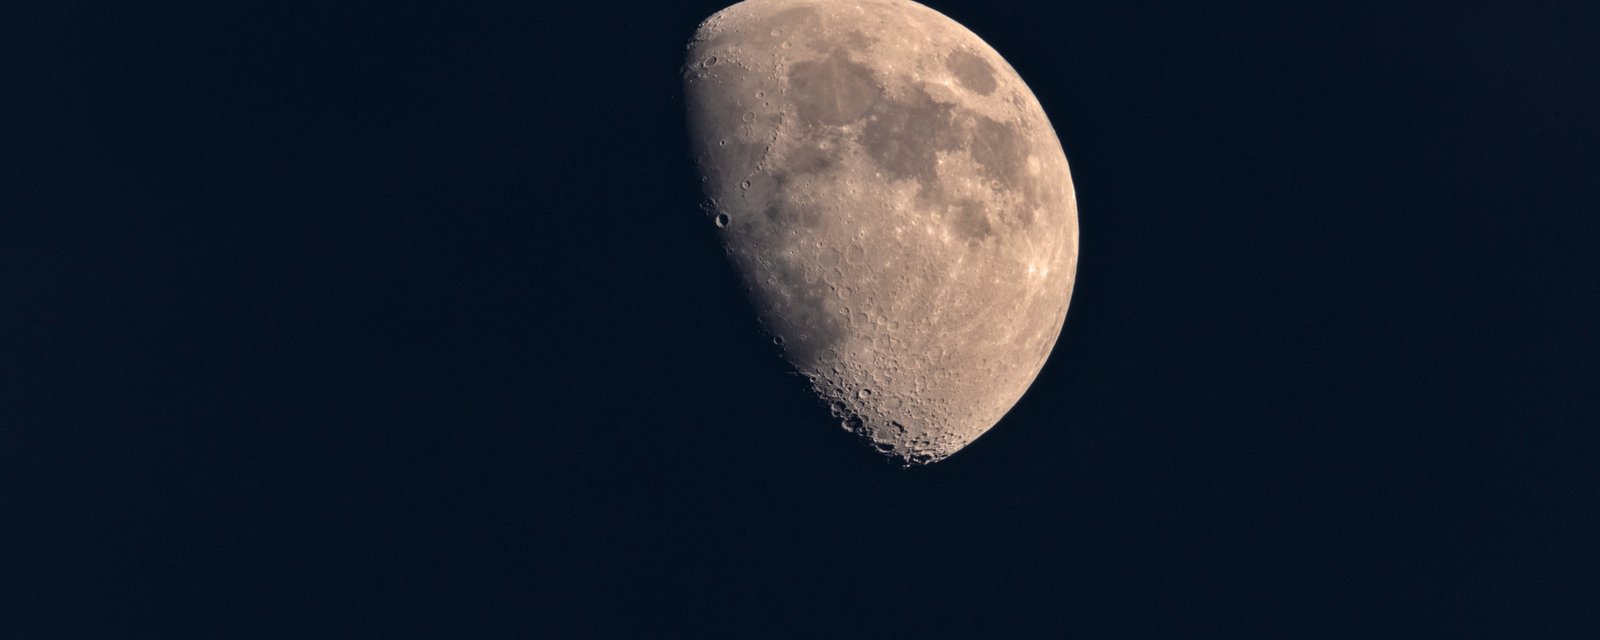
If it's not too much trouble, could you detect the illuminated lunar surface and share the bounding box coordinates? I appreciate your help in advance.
[684,0,1078,466]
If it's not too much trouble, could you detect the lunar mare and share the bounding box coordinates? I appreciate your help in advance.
[685,0,1078,466]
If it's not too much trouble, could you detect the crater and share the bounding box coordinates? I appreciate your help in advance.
[946,49,997,95]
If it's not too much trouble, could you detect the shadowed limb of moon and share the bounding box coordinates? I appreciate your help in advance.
[685,0,1078,466]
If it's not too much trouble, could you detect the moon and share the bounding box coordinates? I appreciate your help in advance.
[684,0,1078,466]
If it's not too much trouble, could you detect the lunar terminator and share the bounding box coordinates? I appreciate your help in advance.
[685,0,1078,465]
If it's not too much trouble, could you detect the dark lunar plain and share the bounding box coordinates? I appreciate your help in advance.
[5,0,1598,637]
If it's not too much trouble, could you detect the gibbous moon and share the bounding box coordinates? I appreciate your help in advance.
[684,0,1078,465]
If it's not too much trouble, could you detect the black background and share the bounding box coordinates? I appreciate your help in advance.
[7,0,1599,636]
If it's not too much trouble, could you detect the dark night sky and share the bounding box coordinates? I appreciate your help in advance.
[6,0,1598,636]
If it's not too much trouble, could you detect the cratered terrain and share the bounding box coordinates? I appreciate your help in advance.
[684,0,1078,466]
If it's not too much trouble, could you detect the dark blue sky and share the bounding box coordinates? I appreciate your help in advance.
[6,0,1597,636]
